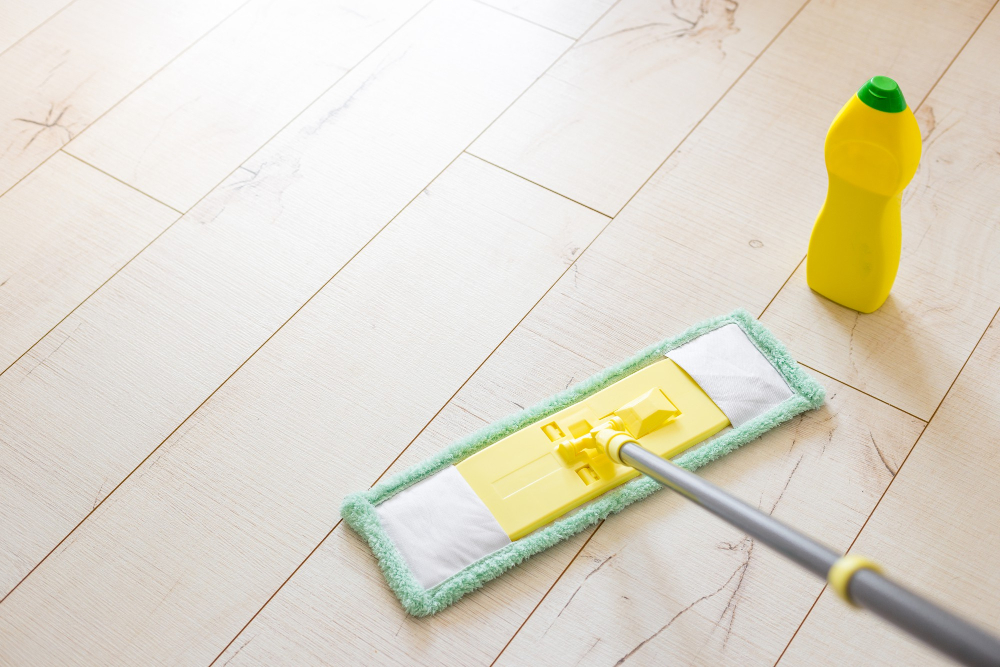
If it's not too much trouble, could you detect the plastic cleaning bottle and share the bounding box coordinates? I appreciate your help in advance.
[806,75,922,313]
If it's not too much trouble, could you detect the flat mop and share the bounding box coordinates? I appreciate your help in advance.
[342,310,1000,666]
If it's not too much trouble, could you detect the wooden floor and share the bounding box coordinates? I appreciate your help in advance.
[1,0,999,664]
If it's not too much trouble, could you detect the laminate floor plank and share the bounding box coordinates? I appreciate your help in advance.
[476,0,616,37]
[65,0,428,211]
[216,322,923,666]
[761,3,1000,420]
[469,0,807,216]
[0,0,71,54]
[494,375,922,666]
[0,0,246,195]
[1,0,994,664]
[0,0,567,600]
[217,0,992,663]
[217,326,610,666]
[779,314,1000,665]
[0,152,177,372]
[0,153,608,667]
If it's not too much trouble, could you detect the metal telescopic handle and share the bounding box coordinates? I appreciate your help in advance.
[620,442,1000,667]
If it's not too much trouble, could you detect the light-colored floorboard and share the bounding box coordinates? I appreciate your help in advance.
[0,0,71,54]
[0,153,607,666]
[0,0,567,600]
[220,512,597,665]
[217,326,611,665]
[65,0,427,211]
[215,328,923,666]
[761,3,1000,420]
[477,0,991,381]
[779,315,1000,665]
[0,152,177,372]
[469,0,808,216]
[476,0,615,37]
[0,0,245,195]
[494,374,922,666]
[215,0,992,662]
[1,0,997,664]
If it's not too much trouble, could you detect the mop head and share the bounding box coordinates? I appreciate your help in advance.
[341,310,824,615]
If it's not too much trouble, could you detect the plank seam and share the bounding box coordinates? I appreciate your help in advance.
[0,0,442,609]
[209,0,632,660]
[797,363,927,424]
[770,6,1000,661]
[483,0,819,657]
[758,255,804,320]
[465,152,613,218]
[73,0,442,216]
[209,207,613,662]
[490,523,606,667]
[470,0,576,40]
[0,193,183,380]
[774,299,1000,666]
[0,0,255,200]
[0,0,78,60]
[0,0,440,380]
[59,150,183,213]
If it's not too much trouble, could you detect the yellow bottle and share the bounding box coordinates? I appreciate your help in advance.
[806,76,922,313]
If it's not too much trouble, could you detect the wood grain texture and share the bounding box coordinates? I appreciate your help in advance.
[1,0,996,664]
[212,0,993,662]
[0,0,567,600]
[0,0,70,54]
[469,0,993,379]
[0,154,608,666]
[0,0,245,195]
[217,328,615,666]
[216,324,923,666]
[779,316,1000,666]
[0,152,177,372]
[493,375,923,666]
[761,7,1000,420]
[65,0,427,211]
[477,0,616,37]
[221,513,598,665]
[469,0,807,215]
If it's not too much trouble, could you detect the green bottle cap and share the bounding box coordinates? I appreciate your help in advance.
[857,76,907,113]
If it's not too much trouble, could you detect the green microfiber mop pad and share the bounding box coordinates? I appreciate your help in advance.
[341,309,824,616]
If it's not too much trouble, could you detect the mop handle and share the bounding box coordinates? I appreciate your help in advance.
[619,442,1000,667]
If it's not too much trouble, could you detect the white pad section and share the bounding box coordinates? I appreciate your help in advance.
[667,323,794,427]
[376,466,511,590]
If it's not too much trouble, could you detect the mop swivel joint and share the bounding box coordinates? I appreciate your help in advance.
[554,387,682,466]
[592,420,636,465]
[554,416,631,465]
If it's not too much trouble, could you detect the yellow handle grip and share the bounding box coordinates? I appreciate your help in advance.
[828,554,883,606]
